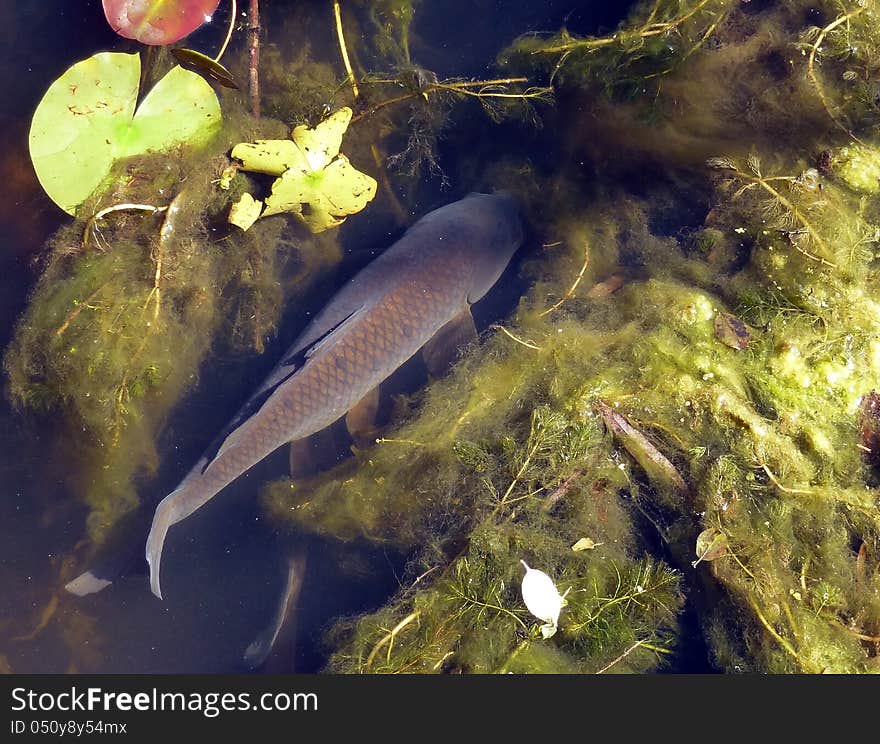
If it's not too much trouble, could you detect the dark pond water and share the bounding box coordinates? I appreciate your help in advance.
[0,0,653,674]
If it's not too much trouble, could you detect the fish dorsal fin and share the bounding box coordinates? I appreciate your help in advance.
[199,305,367,474]
[301,303,367,360]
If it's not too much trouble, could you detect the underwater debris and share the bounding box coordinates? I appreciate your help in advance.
[691,527,729,568]
[594,400,690,505]
[572,537,602,552]
[713,312,750,351]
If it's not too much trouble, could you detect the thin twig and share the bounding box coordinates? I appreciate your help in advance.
[541,469,584,512]
[490,324,542,350]
[375,437,425,446]
[83,203,167,250]
[596,640,645,673]
[760,463,814,495]
[334,1,359,99]
[248,0,260,118]
[350,77,536,124]
[214,0,237,62]
[538,240,590,317]
[55,285,106,338]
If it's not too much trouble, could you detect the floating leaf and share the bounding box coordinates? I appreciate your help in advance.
[520,560,569,639]
[232,140,306,177]
[171,48,238,88]
[714,312,750,351]
[229,193,263,231]
[29,52,220,215]
[571,537,602,551]
[231,107,377,233]
[290,107,352,171]
[103,0,221,45]
[692,528,728,568]
[262,155,377,232]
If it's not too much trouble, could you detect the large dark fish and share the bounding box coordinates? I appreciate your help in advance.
[146,192,523,598]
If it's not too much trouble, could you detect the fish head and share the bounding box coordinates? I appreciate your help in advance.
[464,191,524,303]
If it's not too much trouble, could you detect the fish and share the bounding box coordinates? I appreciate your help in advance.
[146,192,523,599]
[243,549,307,670]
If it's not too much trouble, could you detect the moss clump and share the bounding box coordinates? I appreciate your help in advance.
[258,0,880,673]
[4,103,343,538]
[326,526,681,673]
[832,143,880,194]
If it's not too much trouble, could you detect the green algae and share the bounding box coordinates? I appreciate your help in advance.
[10,0,880,674]
[5,100,344,539]
[258,0,880,673]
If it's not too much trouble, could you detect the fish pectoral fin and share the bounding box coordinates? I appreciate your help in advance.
[244,550,307,670]
[421,307,478,378]
[345,385,381,447]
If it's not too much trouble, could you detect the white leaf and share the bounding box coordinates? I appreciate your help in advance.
[520,560,567,629]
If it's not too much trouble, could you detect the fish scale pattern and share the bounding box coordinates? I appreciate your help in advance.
[199,252,471,495]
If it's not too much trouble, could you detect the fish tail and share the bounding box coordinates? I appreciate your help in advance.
[145,487,188,600]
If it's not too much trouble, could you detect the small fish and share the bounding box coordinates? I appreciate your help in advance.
[146,192,524,599]
[171,48,238,89]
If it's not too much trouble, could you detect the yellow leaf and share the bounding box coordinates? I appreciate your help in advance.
[572,537,602,551]
[231,139,308,176]
[291,107,352,171]
[229,193,263,231]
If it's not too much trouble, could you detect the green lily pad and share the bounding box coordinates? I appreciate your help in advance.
[29,51,221,215]
[230,107,377,234]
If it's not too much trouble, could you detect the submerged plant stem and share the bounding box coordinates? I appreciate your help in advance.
[334,1,359,99]
[55,285,106,339]
[83,203,167,250]
[807,8,865,140]
[248,0,260,118]
[531,0,715,57]
[733,168,836,267]
[350,78,543,124]
[759,463,814,495]
[214,0,237,62]
[748,597,817,672]
[364,611,420,671]
[490,324,542,350]
[596,639,645,673]
[538,240,590,318]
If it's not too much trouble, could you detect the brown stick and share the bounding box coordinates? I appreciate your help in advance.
[249,0,261,118]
